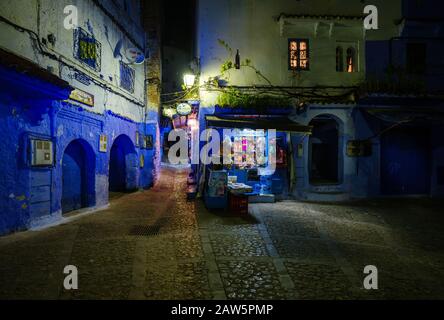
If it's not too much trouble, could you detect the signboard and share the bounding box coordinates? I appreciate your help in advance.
[135,131,140,147]
[146,135,154,150]
[125,48,145,65]
[177,103,192,116]
[69,89,94,107]
[140,154,145,168]
[347,140,372,157]
[74,28,101,71]
[99,135,108,153]
[141,134,147,149]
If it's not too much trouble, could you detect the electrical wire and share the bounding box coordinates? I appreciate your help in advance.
[0,14,145,108]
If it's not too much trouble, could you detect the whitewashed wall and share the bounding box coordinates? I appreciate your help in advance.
[0,0,147,122]
[196,0,402,106]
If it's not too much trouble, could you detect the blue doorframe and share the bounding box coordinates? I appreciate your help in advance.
[62,139,96,214]
[109,135,137,192]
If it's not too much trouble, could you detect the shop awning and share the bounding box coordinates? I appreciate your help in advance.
[206,115,312,133]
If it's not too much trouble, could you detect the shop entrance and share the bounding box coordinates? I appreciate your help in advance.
[109,135,138,193]
[62,139,96,215]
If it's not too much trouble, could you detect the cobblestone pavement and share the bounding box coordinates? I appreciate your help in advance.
[1,167,444,300]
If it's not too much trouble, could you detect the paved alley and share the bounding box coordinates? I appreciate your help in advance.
[0,167,444,300]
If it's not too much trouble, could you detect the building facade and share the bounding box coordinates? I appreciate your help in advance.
[193,0,443,201]
[358,0,444,198]
[0,0,160,235]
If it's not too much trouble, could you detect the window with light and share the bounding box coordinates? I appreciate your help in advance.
[289,39,309,71]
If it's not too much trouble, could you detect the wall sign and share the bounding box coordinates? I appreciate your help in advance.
[99,135,108,153]
[74,28,101,71]
[141,134,147,149]
[69,88,94,107]
[177,103,192,116]
[347,140,372,157]
[74,71,92,86]
[146,135,154,150]
[135,131,140,147]
[140,154,145,168]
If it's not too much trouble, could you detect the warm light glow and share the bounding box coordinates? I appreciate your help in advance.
[347,48,355,73]
[187,118,198,130]
[183,74,196,88]
[289,39,308,70]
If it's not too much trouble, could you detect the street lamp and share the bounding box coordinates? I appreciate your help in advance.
[183,74,196,88]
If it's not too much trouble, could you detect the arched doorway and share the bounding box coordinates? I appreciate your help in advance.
[109,134,138,193]
[309,115,340,185]
[62,139,96,215]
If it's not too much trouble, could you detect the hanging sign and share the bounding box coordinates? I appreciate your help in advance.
[177,103,192,116]
[125,48,145,65]
[347,140,372,157]
[146,135,154,150]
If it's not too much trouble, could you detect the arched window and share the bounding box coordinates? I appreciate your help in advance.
[346,47,356,73]
[336,47,344,72]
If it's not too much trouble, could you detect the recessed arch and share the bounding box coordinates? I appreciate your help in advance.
[61,139,96,215]
[308,115,342,185]
[109,134,138,193]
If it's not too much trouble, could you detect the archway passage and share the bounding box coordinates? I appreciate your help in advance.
[309,116,340,185]
[109,135,138,193]
[62,140,96,215]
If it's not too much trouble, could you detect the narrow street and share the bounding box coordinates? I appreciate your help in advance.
[0,167,443,300]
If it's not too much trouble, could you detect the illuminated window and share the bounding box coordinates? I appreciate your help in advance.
[336,47,344,72]
[289,39,309,70]
[346,47,356,73]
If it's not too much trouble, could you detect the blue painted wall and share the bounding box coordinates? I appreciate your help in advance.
[0,67,158,236]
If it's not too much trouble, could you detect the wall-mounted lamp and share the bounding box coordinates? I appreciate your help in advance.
[183,74,196,88]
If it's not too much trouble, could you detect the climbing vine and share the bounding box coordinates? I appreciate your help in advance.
[161,39,360,109]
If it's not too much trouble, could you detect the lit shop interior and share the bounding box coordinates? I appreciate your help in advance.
[199,115,312,214]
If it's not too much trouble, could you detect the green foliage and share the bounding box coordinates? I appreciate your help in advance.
[216,89,291,109]
[214,40,287,109]
[217,39,233,56]
[220,60,233,73]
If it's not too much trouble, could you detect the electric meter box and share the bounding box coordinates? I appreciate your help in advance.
[31,139,54,166]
